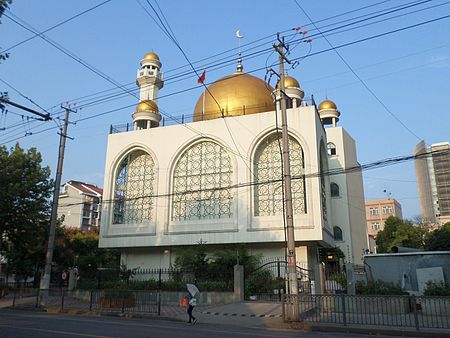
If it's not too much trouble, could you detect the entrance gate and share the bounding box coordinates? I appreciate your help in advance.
[244,259,311,302]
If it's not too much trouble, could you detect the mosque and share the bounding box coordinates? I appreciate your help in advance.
[99,51,368,274]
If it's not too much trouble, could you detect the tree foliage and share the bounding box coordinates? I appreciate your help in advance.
[375,216,427,253]
[0,144,53,279]
[173,242,261,282]
[425,222,450,251]
[53,227,120,279]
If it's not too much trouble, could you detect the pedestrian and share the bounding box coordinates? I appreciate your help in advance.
[186,292,197,324]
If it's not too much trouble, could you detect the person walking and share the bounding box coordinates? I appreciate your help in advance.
[187,293,197,324]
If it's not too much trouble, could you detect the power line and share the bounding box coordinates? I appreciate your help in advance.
[2,0,114,54]
[293,0,423,141]
[36,0,429,113]
[58,147,448,208]
[4,10,450,144]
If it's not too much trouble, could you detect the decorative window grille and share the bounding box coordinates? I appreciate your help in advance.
[172,141,233,221]
[320,144,328,221]
[113,150,155,224]
[254,133,306,216]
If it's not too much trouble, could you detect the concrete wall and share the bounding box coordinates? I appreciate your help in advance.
[100,107,331,249]
[364,251,450,294]
[326,127,368,264]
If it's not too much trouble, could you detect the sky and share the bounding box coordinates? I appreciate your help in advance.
[1,0,449,219]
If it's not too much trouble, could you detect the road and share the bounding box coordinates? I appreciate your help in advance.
[0,309,413,338]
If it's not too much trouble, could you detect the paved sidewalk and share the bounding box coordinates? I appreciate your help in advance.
[160,302,283,328]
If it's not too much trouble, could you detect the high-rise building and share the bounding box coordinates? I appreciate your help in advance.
[414,141,450,225]
[365,199,403,236]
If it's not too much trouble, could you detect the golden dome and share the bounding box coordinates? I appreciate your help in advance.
[136,99,158,113]
[143,51,160,61]
[318,99,337,111]
[193,72,275,121]
[276,75,300,89]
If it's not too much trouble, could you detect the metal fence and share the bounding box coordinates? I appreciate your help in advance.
[282,294,450,330]
[5,288,160,315]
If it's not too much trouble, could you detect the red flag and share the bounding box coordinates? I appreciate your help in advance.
[197,69,206,84]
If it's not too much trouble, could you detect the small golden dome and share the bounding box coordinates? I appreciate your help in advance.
[276,75,300,89]
[193,72,275,121]
[143,51,160,61]
[136,100,158,113]
[318,99,337,111]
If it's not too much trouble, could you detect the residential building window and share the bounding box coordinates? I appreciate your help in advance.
[254,132,306,216]
[369,207,379,216]
[333,226,343,241]
[372,222,380,231]
[172,141,233,221]
[382,205,393,214]
[330,182,340,197]
[327,142,336,156]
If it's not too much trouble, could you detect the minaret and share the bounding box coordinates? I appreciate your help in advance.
[133,52,164,130]
[274,75,305,110]
[318,99,340,127]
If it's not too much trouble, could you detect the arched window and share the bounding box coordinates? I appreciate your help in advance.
[113,149,155,224]
[254,132,306,216]
[330,182,340,197]
[333,226,343,241]
[327,142,336,156]
[172,141,233,221]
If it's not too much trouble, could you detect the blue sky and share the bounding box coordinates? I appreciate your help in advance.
[1,0,449,219]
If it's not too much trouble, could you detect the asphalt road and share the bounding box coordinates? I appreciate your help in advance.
[0,309,412,338]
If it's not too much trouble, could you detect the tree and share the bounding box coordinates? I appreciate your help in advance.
[0,144,53,279]
[53,227,120,279]
[375,216,427,253]
[425,222,450,251]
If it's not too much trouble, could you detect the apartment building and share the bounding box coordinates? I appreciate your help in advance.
[58,180,103,230]
[365,199,403,236]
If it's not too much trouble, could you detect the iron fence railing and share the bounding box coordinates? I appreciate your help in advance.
[4,288,160,315]
[282,294,450,330]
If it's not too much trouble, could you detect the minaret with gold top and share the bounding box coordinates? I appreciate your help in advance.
[133,52,164,130]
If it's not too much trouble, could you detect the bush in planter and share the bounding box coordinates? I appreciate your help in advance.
[100,289,135,308]
[356,280,407,295]
[423,281,450,296]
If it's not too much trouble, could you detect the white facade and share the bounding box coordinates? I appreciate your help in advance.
[99,52,368,273]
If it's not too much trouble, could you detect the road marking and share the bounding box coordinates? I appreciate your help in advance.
[0,310,297,337]
[0,324,112,337]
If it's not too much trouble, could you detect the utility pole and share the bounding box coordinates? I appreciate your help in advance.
[273,34,298,320]
[41,105,75,296]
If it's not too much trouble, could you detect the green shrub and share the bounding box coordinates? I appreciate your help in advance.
[423,281,450,296]
[245,269,277,296]
[356,280,406,295]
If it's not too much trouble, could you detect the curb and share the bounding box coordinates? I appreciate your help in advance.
[200,310,282,318]
[310,324,450,338]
